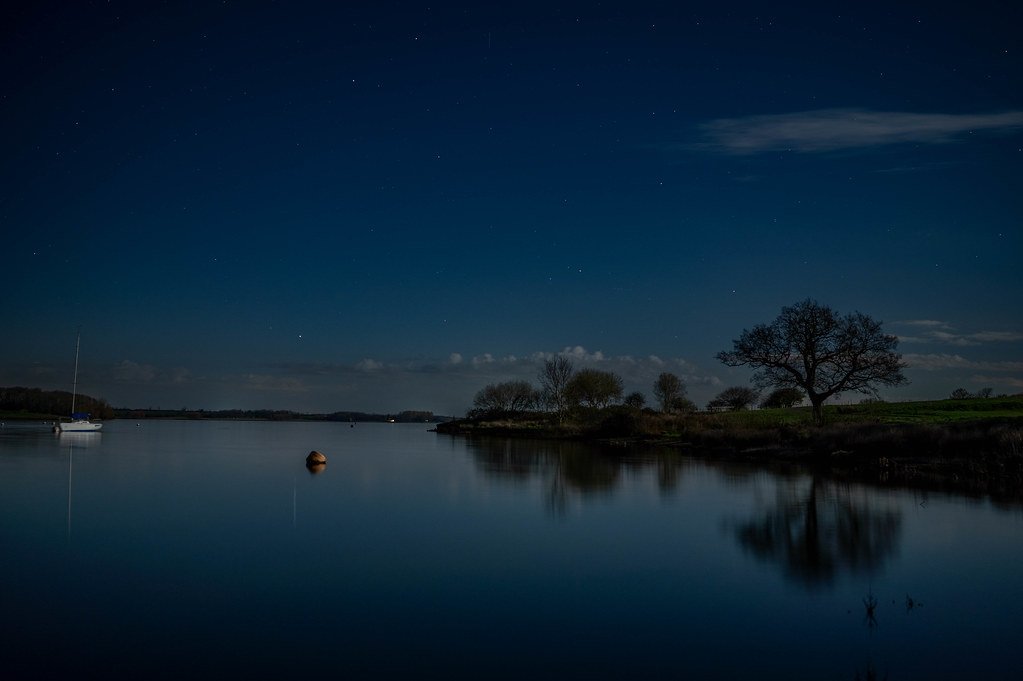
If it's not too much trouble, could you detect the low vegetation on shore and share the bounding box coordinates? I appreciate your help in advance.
[437,396,1023,500]
[438,395,1023,442]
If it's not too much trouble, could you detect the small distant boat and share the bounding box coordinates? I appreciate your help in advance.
[56,331,102,433]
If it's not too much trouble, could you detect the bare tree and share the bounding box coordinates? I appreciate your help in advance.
[652,372,686,413]
[566,369,623,409]
[717,299,907,425]
[707,386,759,411]
[624,391,646,409]
[538,356,574,417]
[761,387,804,409]
[472,381,539,414]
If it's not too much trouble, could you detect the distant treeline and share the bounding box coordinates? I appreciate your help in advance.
[112,408,449,423]
[0,386,115,419]
[0,386,448,423]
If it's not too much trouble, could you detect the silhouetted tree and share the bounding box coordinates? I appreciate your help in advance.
[707,386,759,411]
[623,391,646,409]
[538,356,574,417]
[566,369,623,409]
[949,387,972,399]
[0,386,113,419]
[761,387,804,408]
[717,299,907,425]
[978,387,993,398]
[652,372,686,413]
[672,397,698,414]
[472,380,539,414]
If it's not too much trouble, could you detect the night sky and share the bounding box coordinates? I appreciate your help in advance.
[3,2,1021,415]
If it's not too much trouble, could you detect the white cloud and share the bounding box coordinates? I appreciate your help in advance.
[356,358,383,372]
[904,354,973,371]
[895,322,1023,347]
[904,353,1023,372]
[561,345,605,361]
[897,319,951,328]
[449,353,463,365]
[696,109,1023,154]
[928,331,983,347]
[471,353,495,367]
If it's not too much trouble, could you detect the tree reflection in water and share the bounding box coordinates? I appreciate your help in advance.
[464,437,687,514]
[735,476,902,588]
[465,438,903,586]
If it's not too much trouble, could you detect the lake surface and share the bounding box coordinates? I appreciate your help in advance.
[1,420,1021,680]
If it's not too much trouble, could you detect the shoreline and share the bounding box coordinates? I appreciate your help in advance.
[437,416,1023,504]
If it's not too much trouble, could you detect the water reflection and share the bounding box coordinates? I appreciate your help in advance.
[862,589,879,631]
[734,476,902,589]
[466,437,690,514]
[853,662,888,681]
[468,439,904,588]
[57,430,102,448]
[66,442,74,540]
[2,423,1021,679]
[58,431,98,541]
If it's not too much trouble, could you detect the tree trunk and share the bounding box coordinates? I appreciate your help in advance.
[810,397,825,426]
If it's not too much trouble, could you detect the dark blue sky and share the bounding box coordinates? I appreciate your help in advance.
[3,1,1021,414]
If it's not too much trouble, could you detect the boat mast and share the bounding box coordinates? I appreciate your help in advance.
[70,330,81,416]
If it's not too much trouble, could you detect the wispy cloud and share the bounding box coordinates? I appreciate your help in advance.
[113,360,157,383]
[355,358,383,372]
[261,346,723,394]
[452,347,723,388]
[900,330,1023,347]
[113,360,193,385]
[903,354,1023,372]
[966,331,1023,343]
[897,320,952,328]
[971,375,1023,389]
[893,321,1023,347]
[696,109,1023,154]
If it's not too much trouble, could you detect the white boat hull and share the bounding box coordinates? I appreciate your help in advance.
[58,421,102,432]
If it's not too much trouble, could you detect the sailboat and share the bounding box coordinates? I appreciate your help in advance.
[56,331,102,433]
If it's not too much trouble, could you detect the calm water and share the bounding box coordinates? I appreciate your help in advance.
[1,420,1021,680]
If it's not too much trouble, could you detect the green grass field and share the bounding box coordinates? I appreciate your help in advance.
[708,395,1023,428]
[836,396,1023,423]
